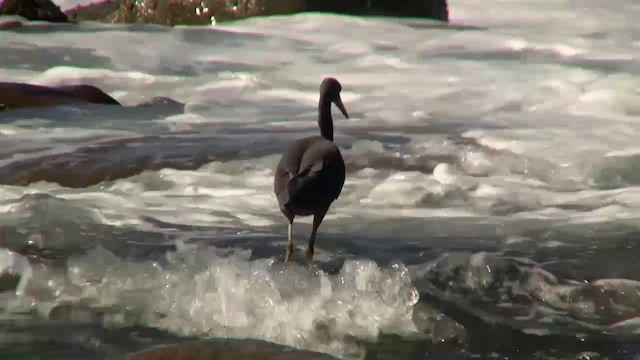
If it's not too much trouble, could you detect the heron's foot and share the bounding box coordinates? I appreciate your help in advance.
[285,243,294,263]
[308,262,321,274]
[305,247,314,261]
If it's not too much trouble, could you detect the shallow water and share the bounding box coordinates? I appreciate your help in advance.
[2,1,640,359]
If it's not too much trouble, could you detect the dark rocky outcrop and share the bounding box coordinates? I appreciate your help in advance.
[0,82,189,113]
[1,0,448,27]
[305,0,448,21]
[68,0,305,26]
[64,0,448,26]
[0,0,68,22]
[0,82,121,111]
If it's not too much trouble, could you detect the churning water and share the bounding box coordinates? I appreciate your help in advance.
[2,0,640,359]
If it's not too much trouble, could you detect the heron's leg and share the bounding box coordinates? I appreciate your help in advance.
[285,215,295,263]
[306,207,328,261]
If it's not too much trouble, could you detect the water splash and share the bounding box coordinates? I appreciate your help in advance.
[3,244,420,359]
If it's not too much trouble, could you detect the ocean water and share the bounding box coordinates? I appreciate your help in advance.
[2,1,640,359]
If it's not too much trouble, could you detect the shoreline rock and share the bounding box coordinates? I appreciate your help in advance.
[304,0,448,21]
[4,0,448,27]
[0,0,68,22]
[64,0,120,22]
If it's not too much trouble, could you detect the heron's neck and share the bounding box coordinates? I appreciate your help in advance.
[318,95,334,141]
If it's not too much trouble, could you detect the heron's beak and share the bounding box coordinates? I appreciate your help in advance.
[334,94,349,119]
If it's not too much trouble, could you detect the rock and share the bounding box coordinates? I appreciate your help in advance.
[65,0,301,26]
[124,339,338,360]
[53,84,121,105]
[0,16,24,29]
[0,0,68,23]
[64,0,447,26]
[65,0,120,22]
[135,96,185,109]
[103,0,215,26]
[0,82,121,111]
[305,0,448,21]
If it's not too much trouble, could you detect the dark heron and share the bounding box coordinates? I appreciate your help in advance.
[273,77,349,263]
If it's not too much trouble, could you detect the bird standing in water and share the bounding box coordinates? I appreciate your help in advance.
[273,77,349,263]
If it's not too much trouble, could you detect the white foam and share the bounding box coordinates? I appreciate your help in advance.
[5,245,420,359]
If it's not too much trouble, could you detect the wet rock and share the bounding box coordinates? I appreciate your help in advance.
[305,0,448,21]
[0,82,190,112]
[576,352,602,360]
[54,84,122,105]
[136,96,185,109]
[0,135,220,188]
[64,0,448,26]
[102,0,213,26]
[0,0,68,23]
[65,0,120,22]
[64,0,303,26]
[0,16,24,29]
[124,339,338,360]
[0,82,121,111]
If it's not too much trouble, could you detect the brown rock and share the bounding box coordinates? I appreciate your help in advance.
[65,0,120,22]
[124,340,338,360]
[64,0,447,26]
[99,0,304,26]
[0,0,68,22]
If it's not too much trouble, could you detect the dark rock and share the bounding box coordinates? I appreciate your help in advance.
[0,82,121,111]
[135,96,184,109]
[0,0,68,23]
[54,84,122,105]
[305,0,448,21]
[0,82,188,113]
[124,339,338,360]
[64,0,447,26]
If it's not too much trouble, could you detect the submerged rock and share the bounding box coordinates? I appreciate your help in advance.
[0,81,190,114]
[65,0,448,26]
[124,340,338,360]
[0,0,68,22]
